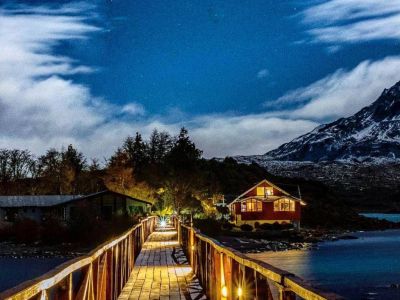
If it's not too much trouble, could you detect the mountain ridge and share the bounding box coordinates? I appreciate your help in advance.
[253,80,400,163]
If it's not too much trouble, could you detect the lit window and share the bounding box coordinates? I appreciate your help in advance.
[241,199,263,212]
[256,187,264,196]
[274,199,295,212]
[256,186,274,196]
[265,187,274,196]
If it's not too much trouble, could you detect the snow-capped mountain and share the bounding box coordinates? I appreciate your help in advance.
[260,81,400,163]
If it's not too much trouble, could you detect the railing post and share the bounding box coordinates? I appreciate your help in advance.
[40,290,48,300]
[279,286,296,300]
[54,273,71,300]
[255,271,272,300]
[140,221,145,246]
[222,254,232,300]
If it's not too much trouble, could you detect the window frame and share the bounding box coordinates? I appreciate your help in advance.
[273,198,296,212]
[241,198,263,212]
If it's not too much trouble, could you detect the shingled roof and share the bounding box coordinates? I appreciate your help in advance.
[0,190,153,208]
[0,195,82,207]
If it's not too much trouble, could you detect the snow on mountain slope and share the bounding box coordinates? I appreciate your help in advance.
[252,81,400,163]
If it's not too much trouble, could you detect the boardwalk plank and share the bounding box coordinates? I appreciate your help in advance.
[118,227,206,300]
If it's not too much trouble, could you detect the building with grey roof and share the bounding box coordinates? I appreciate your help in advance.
[0,190,152,223]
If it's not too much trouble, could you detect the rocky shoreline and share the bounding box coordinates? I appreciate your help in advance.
[0,228,390,258]
[0,241,90,259]
[216,229,360,253]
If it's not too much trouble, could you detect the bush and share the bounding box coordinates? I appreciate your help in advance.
[257,222,295,231]
[193,218,221,236]
[221,222,233,231]
[0,222,13,241]
[259,223,274,230]
[240,224,253,232]
[67,207,135,246]
[41,216,68,245]
[280,222,294,230]
[12,218,40,243]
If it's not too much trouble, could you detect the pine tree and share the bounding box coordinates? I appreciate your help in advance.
[164,127,204,213]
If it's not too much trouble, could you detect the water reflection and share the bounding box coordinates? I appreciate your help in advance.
[248,230,400,300]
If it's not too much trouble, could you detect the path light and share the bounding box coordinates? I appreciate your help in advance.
[237,286,243,297]
[160,219,167,227]
[191,245,195,251]
[221,285,228,298]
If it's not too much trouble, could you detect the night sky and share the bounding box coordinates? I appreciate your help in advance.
[1,0,400,157]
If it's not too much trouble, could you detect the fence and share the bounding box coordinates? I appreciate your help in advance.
[174,217,342,300]
[0,216,156,300]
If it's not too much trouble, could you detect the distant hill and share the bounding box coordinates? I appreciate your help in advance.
[234,81,400,211]
[261,81,400,162]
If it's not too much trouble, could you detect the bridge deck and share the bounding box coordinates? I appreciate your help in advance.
[118,226,205,300]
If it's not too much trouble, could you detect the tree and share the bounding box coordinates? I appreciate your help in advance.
[148,129,172,164]
[123,133,148,178]
[104,148,156,203]
[0,149,12,194]
[164,128,204,213]
[61,145,87,194]
[104,148,133,193]
[38,148,62,194]
[8,149,34,194]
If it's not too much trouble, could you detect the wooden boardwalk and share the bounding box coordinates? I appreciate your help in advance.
[118,226,205,300]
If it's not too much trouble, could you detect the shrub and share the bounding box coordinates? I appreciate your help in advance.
[193,218,221,236]
[0,222,13,241]
[280,222,294,230]
[259,223,274,230]
[41,216,68,245]
[221,222,233,231]
[67,205,103,245]
[240,224,253,232]
[12,218,40,243]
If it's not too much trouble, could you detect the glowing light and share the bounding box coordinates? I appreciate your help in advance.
[191,245,195,251]
[221,285,228,298]
[237,286,243,297]
[160,220,167,227]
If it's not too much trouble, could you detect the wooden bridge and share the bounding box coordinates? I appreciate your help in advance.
[0,217,342,300]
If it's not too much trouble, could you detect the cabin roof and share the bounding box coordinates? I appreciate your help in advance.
[230,179,306,206]
[0,190,152,208]
[234,195,299,203]
[0,195,81,207]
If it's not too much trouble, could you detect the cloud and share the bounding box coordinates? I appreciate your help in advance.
[189,115,318,157]
[0,3,319,159]
[268,56,400,120]
[12,2,399,159]
[121,103,146,116]
[256,69,269,79]
[302,0,400,43]
[0,4,122,157]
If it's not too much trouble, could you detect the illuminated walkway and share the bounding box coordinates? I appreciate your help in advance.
[118,226,205,300]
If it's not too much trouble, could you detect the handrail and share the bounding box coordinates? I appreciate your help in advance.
[174,217,343,300]
[0,216,157,300]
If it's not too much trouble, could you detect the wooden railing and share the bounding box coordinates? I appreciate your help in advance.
[0,216,156,300]
[173,217,342,300]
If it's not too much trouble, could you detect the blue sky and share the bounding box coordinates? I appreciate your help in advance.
[1,0,400,158]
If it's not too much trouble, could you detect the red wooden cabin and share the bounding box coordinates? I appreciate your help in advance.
[229,179,306,229]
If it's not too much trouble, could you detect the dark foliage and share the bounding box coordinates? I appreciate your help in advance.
[0,127,397,239]
[41,216,68,245]
[221,222,233,231]
[12,218,41,243]
[193,218,221,236]
[240,224,253,232]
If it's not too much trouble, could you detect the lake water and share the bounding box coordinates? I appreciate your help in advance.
[0,257,67,293]
[1,214,399,298]
[249,214,400,300]
[361,213,400,223]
